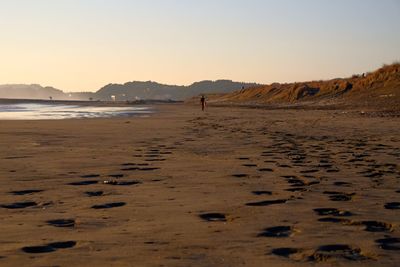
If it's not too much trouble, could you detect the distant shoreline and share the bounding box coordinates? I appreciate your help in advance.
[0,98,182,107]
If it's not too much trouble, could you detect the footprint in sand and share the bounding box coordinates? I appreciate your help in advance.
[121,167,139,171]
[318,218,393,232]
[313,208,353,217]
[376,237,400,250]
[258,168,274,172]
[271,247,302,259]
[310,244,368,262]
[282,176,307,187]
[69,181,98,186]
[139,167,160,171]
[121,163,136,166]
[277,164,292,168]
[232,174,249,178]
[47,219,75,228]
[241,162,257,167]
[9,190,43,195]
[318,217,351,223]
[328,194,354,201]
[286,187,308,192]
[246,199,288,207]
[199,213,227,222]
[364,172,384,179]
[22,241,76,254]
[258,226,293,238]
[333,182,352,187]
[102,180,141,186]
[384,202,400,210]
[252,191,272,196]
[1,201,37,209]
[85,191,104,197]
[91,202,126,209]
[145,155,162,158]
[323,191,355,202]
[361,221,393,232]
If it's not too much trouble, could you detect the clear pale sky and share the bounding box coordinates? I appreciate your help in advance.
[0,0,399,92]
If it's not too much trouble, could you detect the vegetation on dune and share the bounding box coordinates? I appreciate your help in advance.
[207,63,400,109]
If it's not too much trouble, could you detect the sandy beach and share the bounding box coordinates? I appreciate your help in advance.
[0,104,399,266]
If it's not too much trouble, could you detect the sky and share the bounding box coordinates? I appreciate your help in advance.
[0,0,399,92]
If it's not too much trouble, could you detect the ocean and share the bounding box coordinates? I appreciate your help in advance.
[0,103,152,120]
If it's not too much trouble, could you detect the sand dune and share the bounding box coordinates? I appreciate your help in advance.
[201,63,400,111]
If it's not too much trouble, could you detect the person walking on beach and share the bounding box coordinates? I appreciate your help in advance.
[200,95,206,111]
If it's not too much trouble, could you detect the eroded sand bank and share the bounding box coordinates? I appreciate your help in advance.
[0,104,399,266]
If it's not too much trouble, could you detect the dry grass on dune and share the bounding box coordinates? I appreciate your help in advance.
[205,63,400,110]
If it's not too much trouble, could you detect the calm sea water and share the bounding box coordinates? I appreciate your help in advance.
[0,103,152,120]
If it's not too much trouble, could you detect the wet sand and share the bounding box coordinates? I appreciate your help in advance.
[0,104,399,266]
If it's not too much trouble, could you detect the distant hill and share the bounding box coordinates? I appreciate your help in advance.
[0,84,66,100]
[205,63,400,110]
[0,80,257,101]
[96,80,258,101]
[0,84,97,101]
